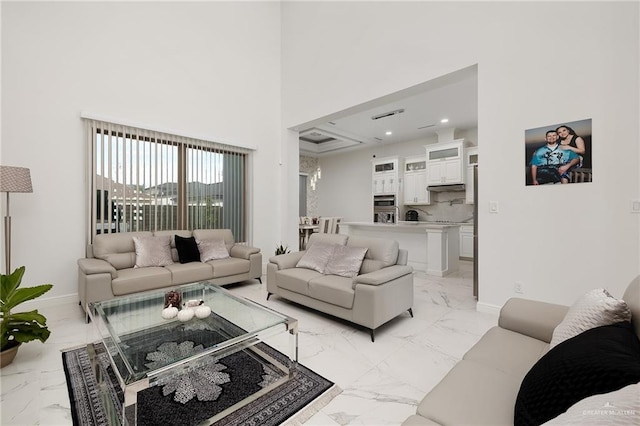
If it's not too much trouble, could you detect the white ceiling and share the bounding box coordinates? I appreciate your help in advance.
[298,65,478,156]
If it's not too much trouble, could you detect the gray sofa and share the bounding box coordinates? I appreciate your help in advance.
[403,275,640,425]
[266,233,414,341]
[77,229,262,317]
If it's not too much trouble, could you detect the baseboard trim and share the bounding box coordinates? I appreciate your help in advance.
[476,301,501,315]
[21,293,78,310]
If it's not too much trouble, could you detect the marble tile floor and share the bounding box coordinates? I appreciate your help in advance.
[1,260,499,425]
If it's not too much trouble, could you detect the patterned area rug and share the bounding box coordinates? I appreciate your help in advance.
[62,340,339,426]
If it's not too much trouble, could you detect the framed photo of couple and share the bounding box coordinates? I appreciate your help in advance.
[525,118,592,186]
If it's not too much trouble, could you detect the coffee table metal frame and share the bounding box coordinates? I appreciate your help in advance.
[88,281,298,425]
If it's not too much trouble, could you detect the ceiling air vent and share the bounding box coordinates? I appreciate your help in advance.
[417,123,436,130]
[371,108,405,120]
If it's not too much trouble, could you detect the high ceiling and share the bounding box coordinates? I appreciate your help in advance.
[298,66,478,156]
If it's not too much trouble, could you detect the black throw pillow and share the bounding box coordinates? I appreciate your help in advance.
[514,321,640,426]
[174,235,201,264]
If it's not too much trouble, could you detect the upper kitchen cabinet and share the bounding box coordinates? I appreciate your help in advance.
[466,146,478,204]
[372,157,399,195]
[467,146,478,166]
[425,140,465,186]
[403,155,429,205]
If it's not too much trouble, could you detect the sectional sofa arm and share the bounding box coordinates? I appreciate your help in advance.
[268,252,305,270]
[77,258,117,279]
[229,244,260,260]
[354,265,413,287]
[498,298,569,343]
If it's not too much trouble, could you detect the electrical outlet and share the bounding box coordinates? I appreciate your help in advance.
[514,281,524,294]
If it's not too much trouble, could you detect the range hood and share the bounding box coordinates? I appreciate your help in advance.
[427,183,466,192]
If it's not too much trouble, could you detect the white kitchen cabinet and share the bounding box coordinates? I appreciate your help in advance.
[426,141,464,186]
[465,165,476,204]
[467,146,478,166]
[373,171,397,194]
[403,156,429,205]
[426,160,463,186]
[372,158,399,195]
[404,172,430,204]
[460,225,474,259]
[465,147,478,204]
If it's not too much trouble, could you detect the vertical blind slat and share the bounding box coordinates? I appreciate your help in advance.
[84,118,249,242]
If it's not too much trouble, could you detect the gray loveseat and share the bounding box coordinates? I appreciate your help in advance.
[266,233,414,341]
[78,229,262,317]
[403,275,640,425]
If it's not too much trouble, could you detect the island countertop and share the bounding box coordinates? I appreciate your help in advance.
[340,221,464,229]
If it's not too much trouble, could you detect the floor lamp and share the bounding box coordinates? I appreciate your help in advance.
[0,166,33,275]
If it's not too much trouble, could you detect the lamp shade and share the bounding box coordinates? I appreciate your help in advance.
[0,166,33,193]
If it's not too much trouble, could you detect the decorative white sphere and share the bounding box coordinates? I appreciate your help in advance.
[195,305,212,319]
[185,299,201,308]
[162,306,179,319]
[177,308,194,322]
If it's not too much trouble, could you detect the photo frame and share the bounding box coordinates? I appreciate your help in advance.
[525,118,592,186]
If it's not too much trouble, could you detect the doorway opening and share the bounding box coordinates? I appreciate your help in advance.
[292,65,479,296]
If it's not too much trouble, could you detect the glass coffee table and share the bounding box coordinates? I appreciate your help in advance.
[88,281,298,425]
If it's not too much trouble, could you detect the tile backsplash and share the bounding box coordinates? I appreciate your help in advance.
[404,191,474,223]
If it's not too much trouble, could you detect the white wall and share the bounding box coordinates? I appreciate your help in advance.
[1,2,282,299]
[281,2,640,308]
[3,1,638,311]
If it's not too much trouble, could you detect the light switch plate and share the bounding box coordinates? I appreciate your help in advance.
[632,200,640,213]
[489,201,499,213]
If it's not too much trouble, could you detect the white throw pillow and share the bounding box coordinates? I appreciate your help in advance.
[543,382,640,425]
[296,242,335,273]
[198,239,230,262]
[550,288,632,348]
[133,235,174,268]
[324,245,368,278]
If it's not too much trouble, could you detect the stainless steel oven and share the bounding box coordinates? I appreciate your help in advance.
[374,209,396,223]
[373,195,396,223]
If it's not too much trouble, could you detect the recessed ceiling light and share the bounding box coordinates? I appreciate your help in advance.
[385,131,393,135]
[441,118,449,123]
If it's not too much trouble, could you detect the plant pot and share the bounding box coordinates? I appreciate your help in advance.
[1,343,21,368]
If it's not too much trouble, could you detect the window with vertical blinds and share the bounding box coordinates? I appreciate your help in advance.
[84,118,250,243]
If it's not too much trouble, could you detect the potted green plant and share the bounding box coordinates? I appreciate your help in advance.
[1,266,53,368]
[275,243,290,255]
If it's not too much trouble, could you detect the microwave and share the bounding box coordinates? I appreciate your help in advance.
[374,195,395,207]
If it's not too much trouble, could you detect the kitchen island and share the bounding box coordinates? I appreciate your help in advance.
[339,221,460,276]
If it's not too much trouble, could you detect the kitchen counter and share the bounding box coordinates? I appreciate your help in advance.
[340,222,460,276]
[342,221,465,228]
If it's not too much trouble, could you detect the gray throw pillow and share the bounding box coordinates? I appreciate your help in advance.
[324,245,368,278]
[198,239,230,262]
[133,235,174,268]
[550,288,631,349]
[296,242,335,273]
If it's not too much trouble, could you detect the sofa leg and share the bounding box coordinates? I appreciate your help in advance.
[257,277,262,284]
[408,308,414,318]
[266,292,272,301]
[370,329,375,342]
